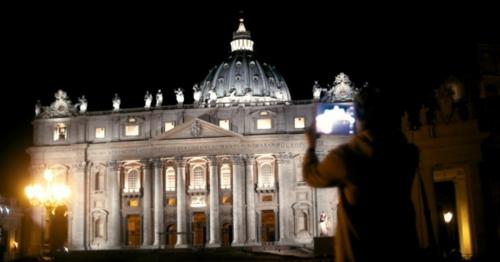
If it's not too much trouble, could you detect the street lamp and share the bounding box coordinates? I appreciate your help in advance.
[443,211,455,257]
[24,168,70,259]
[443,211,453,224]
[25,169,70,214]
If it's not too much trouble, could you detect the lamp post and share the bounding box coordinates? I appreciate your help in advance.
[25,168,70,259]
[443,211,454,257]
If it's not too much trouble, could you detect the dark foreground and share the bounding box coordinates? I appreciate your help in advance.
[14,247,332,262]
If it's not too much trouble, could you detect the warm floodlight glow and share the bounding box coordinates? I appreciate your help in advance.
[316,104,355,135]
[25,168,70,213]
[444,211,453,223]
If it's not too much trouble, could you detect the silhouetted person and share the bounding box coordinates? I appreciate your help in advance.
[303,87,420,261]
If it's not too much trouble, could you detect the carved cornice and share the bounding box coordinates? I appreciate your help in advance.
[71,161,87,172]
[175,157,187,167]
[107,160,121,172]
[231,155,244,165]
[276,152,293,163]
[244,154,256,165]
[207,155,217,165]
[140,158,152,168]
[152,158,164,169]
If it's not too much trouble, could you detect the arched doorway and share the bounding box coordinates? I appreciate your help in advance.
[261,210,276,243]
[221,223,233,246]
[192,212,206,247]
[166,224,177,248]
[49,205,68,253]
[126,215,141,247]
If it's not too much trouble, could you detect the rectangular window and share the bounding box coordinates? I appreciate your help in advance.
[222,195,231,205]
[95,127,105,138]
[219,120,230,130]
[125,125,139,136]
[220,164,231,189]
[262,195,273,202]
[164,121,175,132]
[165,167,176,192]
[53,123,67,141]
[256,118,272,129]
[128,199,140,207]
[167,198,176,207]
[294,117,305,129]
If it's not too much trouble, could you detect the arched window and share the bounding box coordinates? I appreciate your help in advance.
[165,167,176,192]
[125,169,141,193]
[259,163,274,188]
[220,164,231,190]
[191,166,205,190]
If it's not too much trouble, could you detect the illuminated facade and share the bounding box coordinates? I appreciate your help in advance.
[25,18,488,260]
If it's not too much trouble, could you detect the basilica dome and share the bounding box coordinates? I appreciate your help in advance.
[197,19,291,105]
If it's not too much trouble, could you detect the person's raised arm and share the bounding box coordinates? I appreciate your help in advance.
[302,124,347,187]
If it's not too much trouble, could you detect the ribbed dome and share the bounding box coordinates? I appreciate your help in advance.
[198,19,291,105]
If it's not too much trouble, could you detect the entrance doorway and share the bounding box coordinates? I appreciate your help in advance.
[222,223,233,246]
[192,212,206,246]
[49,205,68,253]
[261,210,276,243]
[127,215,141,247]
[166,224,177,248]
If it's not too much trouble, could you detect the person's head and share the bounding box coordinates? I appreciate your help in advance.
[354,87,402,133]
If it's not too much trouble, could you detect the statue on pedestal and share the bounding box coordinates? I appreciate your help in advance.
[35,100,42,117]
[319,211,329,236]
[193,84,201,103]
[112,94,121,111]
[155,89,163,107]
[144,91,153,109]
[77,95,88,113]
[175,88,184,105]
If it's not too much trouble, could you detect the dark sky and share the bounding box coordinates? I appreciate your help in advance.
[2,3,498,199]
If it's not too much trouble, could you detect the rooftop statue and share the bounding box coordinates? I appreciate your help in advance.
[175,88,184,105]
[77,95,88,113]
[35,100,42,117]
[144,91,153,109]
[312,81,325,101]
[193,84,201,103]
[156,89,163,107]
[112,93,121,111]
[208,88,217,104]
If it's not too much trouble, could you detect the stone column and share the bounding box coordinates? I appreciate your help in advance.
[69,161,87,250]
[277,153,293,243]
[175,157,188,247]
[232,155,246,246]
[245,155,257,245]
[412,165,440,250]
[107,160,121,248]
[207,156,220,247]
[141,159,153,246]
[153,159,165,247]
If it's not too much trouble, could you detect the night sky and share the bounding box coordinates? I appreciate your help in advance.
[2,4,498,199]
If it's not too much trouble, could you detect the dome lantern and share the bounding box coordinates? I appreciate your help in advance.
[230,18,254,52]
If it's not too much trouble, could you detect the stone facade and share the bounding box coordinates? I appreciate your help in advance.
[27,102,343,251]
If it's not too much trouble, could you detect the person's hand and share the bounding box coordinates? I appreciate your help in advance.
[305,121,319,148]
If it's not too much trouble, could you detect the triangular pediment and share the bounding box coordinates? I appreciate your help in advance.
[152,118,244,140]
